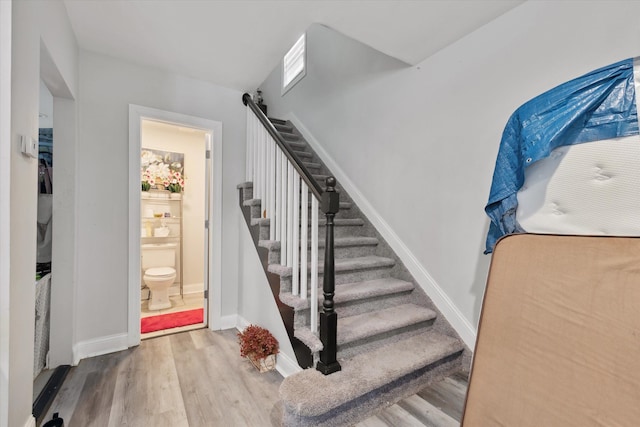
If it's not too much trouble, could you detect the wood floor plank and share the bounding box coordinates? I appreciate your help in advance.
[397,394,459,427]
[355,414,395,427]
[375,404,426,427]
[416,375,468,421]
[170,332,225,426]
[189,327,217,350]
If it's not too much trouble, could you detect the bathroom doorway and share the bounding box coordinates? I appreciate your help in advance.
[139,120,208,338]
[128,105,223,346]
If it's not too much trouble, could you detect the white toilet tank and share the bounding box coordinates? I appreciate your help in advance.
[141,243,177,270]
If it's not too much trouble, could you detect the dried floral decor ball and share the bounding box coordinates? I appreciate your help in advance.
[237,324,279,360]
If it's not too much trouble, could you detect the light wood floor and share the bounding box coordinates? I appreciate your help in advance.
[43,329,467,427]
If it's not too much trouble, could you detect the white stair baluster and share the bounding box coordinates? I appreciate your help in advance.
[280,154,288,266]
[287,163,294,267]
[310,197,319,333]
[275,148,282,241]
[300,183,309,300]
[265,133,271,220]
[268,137,276,240]
[260,129,267,217]
[253,115,259,192]
[292,171,300,296]
[255,125,261,205]
[246,108,252,182]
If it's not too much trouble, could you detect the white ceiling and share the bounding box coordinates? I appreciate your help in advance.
[63,0,524,91]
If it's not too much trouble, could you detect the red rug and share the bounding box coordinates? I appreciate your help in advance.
[141,308,204,334]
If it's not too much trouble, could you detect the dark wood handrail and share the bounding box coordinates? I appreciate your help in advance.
[243,93,324,201]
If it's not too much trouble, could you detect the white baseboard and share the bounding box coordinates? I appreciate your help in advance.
[141,285,203,301]
[73,333,129,365]
[275,350,302,378]
[217,314,238,330]
[287,113,477,349]
[235,315,250,332]
[23,415,36,427]
[183,283,204,295]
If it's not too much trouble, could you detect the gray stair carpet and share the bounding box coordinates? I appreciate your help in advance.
[238,118,469,426]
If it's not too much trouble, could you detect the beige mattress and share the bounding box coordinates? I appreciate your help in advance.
[463,234,640,426]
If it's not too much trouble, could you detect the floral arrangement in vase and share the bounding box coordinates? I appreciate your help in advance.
[237,324,279,372]
[141,169,154,192]
[164,170,185,193]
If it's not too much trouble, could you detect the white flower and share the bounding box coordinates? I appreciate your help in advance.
[147,163,170,181]
[141,151,158,168]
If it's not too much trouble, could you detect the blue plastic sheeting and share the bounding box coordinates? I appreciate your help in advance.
[485,58,638,254]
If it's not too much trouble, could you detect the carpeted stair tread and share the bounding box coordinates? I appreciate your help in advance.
[281,132,301,142]
[318,236,378,248]
[262,237,377,252]
[294,327,323,353]
[251,217,270,226]
[318,218,364,227]
[307,200,352,210]
[269,255,394,278]
[337,303,435,345]
[333,278,414,304]
[269,117,287,125]
[286,140,306,150]
[280,331,464,417]
[243,198,261,207]
[331,256,395,273]
[273,123,293,133]
[293,150,313,159]
[302,161,322,170]
[236,181,253,189]
[279,277,413,312]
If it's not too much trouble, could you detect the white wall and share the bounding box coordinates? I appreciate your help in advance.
[236,212,296,370]
[259,2,640,337]
[75,51,246,350]
[7,0,78,426]
[142,121,206,292]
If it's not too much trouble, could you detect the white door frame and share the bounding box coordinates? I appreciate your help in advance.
[0,0,12,423]
[128,105,223,347]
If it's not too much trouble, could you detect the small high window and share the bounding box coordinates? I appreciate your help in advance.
[282,34,306,94]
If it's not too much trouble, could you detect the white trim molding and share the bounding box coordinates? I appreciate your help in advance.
[73,333,129,365]
[128,105,223,347]
[23,415,36,427]
[286,113,477,348]
[0,1,11,424]
[216,314,238,331]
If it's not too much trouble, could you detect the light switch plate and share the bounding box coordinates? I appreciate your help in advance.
[21,135,38,158]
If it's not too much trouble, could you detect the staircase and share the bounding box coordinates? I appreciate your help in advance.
[238,99,469,426]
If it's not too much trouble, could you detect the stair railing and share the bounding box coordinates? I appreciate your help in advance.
[242,93,341,375]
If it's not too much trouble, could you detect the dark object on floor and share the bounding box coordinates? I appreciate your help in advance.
[42,412,64,427]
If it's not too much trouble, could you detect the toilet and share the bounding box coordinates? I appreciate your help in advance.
[141,243,177,310]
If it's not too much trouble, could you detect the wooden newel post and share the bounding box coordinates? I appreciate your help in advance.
[317,177,342,375]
